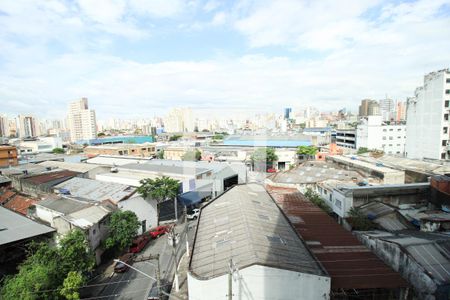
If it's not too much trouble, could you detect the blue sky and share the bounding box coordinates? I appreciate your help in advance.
[0,0,449,119]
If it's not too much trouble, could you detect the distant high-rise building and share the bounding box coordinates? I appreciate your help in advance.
[405,69,450,160]
[0,115,8,137]
[67,98,97,142]
[358,99,380,117]
[284,108,292,120]
[17,114,39,138]
[164,108,194,133]
[379,98,395,121]
[395,101,406,122]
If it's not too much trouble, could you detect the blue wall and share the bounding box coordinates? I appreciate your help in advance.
[223,140,311,147]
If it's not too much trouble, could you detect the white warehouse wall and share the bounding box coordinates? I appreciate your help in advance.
[188,264,330,300]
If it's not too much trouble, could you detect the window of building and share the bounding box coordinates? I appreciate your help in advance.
[445,127,448,134]
[446,89,450,94]
[446,78,450,83]
[442,153,446,159]
[443,140,447,146]
[389,129,393,131]
[398,136,401,139]
[397,144,401,146]
[445,114,449,121]
[389,137,393,140]
[446,100,450,108]
[397,128,401,131]
[389,144,393,146]
[382,136,386,140]
[382,144,386,147]
[383,129,387,132]
[397,151,401,154]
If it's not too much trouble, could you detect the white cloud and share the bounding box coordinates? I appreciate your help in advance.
[128,0,185,18]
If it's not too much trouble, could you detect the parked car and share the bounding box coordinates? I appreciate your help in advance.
[187,208,200,220]
[267,168,277,173]
[114,253,134,273]
[129,235,150,253]
[149,225,170,239]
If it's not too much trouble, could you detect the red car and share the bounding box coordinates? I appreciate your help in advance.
[129,235,150,253]
[149,225,170,239]
[267,168,277,173]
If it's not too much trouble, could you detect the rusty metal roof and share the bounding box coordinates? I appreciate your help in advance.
[23,170,79,185]
[267,185,408,290]
[4,195,37,216]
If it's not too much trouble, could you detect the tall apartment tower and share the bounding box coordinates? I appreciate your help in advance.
[67,98,97,142]
[379,98,395,121]
[17,115,39,138]
[0,115,8,137]
[358,99,380,117]
[405,69,450,160]
[164,107,194,133]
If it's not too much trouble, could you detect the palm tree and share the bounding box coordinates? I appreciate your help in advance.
[137,176,180,223]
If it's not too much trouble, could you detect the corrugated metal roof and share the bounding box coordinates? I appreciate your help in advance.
[267,185,408,290]
[24,170,79,185]
[190,184,327,280]
[37,196,90,214]
[54,177,135,204]
[4,195,37,215]
[0,190,17,204]
[86,155,153,166]
[0,206,55,245]
[0,175,11,184]
[358,202,413,231]
[63,205,111,229]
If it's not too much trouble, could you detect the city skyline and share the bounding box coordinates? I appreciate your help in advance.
[1,0,449,118]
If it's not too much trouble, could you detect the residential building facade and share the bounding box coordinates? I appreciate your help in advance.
[406,69,450,160]
[0,146,18,167]
[67,98,97,142]
[356,115,406,155]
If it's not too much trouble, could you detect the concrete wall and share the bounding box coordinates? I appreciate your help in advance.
[188,265,330,300]
[356,232,438,300]
[34,205,63,227]
[118,195,157,234]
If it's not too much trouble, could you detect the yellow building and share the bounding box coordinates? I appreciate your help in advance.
[0,146,18,167]
[84,143,156,158]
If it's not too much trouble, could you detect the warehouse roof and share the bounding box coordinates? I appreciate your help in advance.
[54,177,135,204]
[189,184,326,279]
[38,161,102,173]
[86,155,153,166]
[268,186,408,290]
[0,206,55,246]
[121,163,211,176]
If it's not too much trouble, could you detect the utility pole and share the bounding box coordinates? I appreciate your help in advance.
[174,196,178,222]
[168,228,180,292]
[155,254,162,300]
[184,206,190,257]
[227,259,233,300]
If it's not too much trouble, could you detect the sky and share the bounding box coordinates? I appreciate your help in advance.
[0,0,450,119]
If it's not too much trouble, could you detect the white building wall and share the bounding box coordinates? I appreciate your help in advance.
[118,196,158,234]
[406,69,450,160]
[188,265,330,300]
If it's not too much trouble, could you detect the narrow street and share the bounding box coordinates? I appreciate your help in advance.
[84,218,197,300]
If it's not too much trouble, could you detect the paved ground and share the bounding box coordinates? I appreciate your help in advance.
[83,218,197,300]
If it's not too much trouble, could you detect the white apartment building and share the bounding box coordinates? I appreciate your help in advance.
[356,115,406,155]
[336,129,357,149]
[164,107,195,133]
[0,115,8,137]
[406,69,450,160]
[67,98,97,142]
[379,98,395,121]
[17,115,39,138]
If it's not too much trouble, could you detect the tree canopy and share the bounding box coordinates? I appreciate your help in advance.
[137,176,180,203]
[1,230,94,300]
[181,149,201,161]
[250,147,278,163]
[52,147,65,154]
[357,147,369,154]
[105,210,140,251]
[157,150,164,159]
[296,146,318,156]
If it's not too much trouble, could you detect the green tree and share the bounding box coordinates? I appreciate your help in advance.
[59,230,95,275]
[52,147,65,154]
[60,271,84,300]
[296,146,318,158]
[157,149,164,159]
[357,147,369,154]
[181,149,201,161]
[347,207,375,231]
[105,211,140,250]
[97,132,106,137]
[137,176,180,222]
[213,134,224,140]
[304,188,331,213]
[169,134,182,141]
[250,147,278,171]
